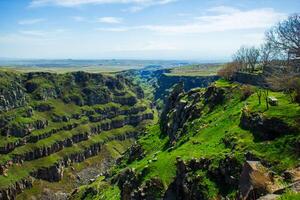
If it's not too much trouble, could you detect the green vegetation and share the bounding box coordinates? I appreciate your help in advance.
[279,191,300,200]
[165,64,223,77]
[1,66,299,199]
[74,79,300,199]
[17,139,131,200]
[0,70,155,199]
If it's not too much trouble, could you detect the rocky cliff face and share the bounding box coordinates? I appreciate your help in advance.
[70,80,300,200]
[1,71,144,110]
[0,71,154,199]
[156,73,219,101]
[109,155,242,200]
[164,156,242,200]
[0,72,27,112]
[0,178,33,200]
[2,119,48,137]
[120,68,219,103]
[161,83,224,143]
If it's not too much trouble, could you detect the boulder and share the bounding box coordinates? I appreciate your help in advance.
[239,161,277,200]
[257,194,280,200]
[33,163,64,182]
[203,85,225,109]
[267,97,278,106]
[127,143,145,164]
[112,168,140,200]
[282,167,300,182]
[132,177,164,200]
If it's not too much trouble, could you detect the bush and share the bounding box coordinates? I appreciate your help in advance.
[240,85,254,101]
[267,72,300,103]
[217,62,240,80]
[294,78,300,103]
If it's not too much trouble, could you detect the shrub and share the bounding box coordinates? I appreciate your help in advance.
[240,85,254,101]
[217,62,240,81]
[294,78,300,103]
[267,70,300,103]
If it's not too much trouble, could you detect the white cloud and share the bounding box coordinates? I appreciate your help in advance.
[97,27,129,32]
[19,30,47,36]
[19,29,67,37]
[97,17,123,24]
[72,16,85,22]
[113,41,179,51]
[145,7,286,34]
[18,18,45,25]
[125,0,176,12]
[100,7,286,34]
[29,0,176,8]
[207,6,240,14]
[176,13,193,17]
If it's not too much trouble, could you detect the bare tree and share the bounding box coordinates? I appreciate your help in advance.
[246,47,260,73]
[267,66,300,102]
[233,46,260,73]
[266,14,300,57]
[233,46,248,72]
[259,42,276,70]
[256,88,262,105]
[217,61,241,80]
[263,89,269,110]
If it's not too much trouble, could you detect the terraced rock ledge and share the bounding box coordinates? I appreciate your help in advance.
[0,71,154,200]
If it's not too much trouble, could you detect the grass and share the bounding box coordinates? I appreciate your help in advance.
[0,125,138,189]
[0,98,148,153]
[1,67,299,199]
[76,79,300,199]
[0,69,155,199]
[279,191,300,200]
[0,136,20,148]
[0,110,150,166]
[164,64,223,77]
[247,90,300,126]
[17,139,132,200]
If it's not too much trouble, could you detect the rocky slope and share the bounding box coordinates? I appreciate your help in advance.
[120,68,219,107]
[0,71,154,200]
[71,80,300,200]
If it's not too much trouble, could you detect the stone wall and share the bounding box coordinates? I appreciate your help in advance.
[232,62,300,88]
[231,72,267,87]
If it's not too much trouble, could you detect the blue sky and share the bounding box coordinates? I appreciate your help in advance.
[0,0,299,60]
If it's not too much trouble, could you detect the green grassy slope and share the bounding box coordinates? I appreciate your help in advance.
[72,79,300,199]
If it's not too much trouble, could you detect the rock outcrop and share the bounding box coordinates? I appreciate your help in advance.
[112,168,140,200]
[0,71,153,199]
[126,143,145,164]
[2,119,48,137]
[0,72,27,112]
[160,83,201,143]
[161,84,225,143]
[240,107,297,140]
[239,161,276,200]
[0,178,33,200]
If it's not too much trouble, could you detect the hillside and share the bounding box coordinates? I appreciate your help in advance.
[120,66,219,109]
[71,80,300,200]
[0,70,299,200]
[164,64,223,77]
[0,71,154,199]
